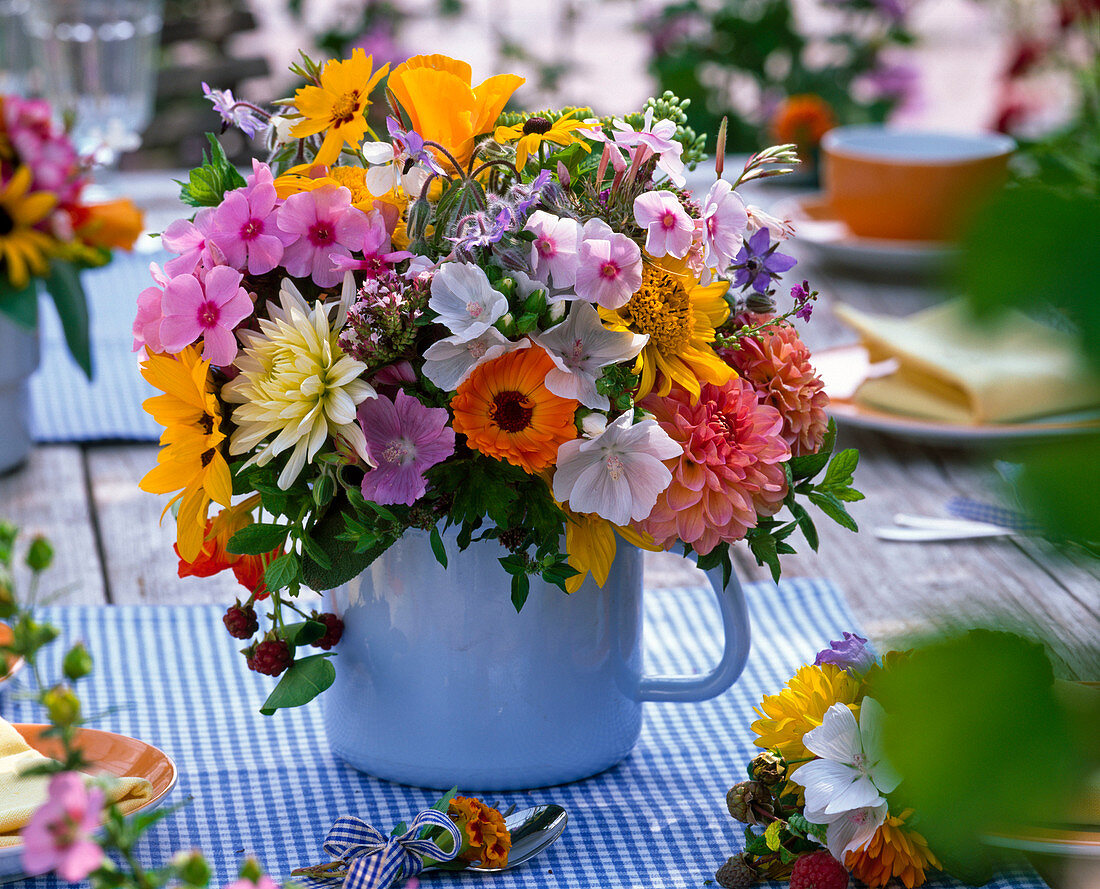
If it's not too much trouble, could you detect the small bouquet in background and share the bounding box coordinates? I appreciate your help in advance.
[716,633,943,889]
[0,95,143,375]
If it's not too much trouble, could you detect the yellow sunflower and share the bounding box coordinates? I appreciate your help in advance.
[564,508,660,594]
[0,167,57,288]
[139,345,233,562]
[600,258,733,403]
[493,110,594,170]
[845,809,943,889]
[290,49,389,166]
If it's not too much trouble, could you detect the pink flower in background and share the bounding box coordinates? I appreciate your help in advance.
[357,390,456,505]
[278,185,371,287]
[574,219,642,308]
[633,190,694,258]
[159,266,253,365]
[132,262,171,353]
[700,179,748,272]
[162,207,216,277]
[21,772,105,881]
[525,210,581,288]
[2,96,83,204]
[640,378,791,554]
[202,82,266,139]
[224,878,280,889]
[605,108,685,187]
[209,173,294,276]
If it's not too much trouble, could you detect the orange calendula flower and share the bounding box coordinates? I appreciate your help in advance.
[231,548,282,600]
[770,94,835,151]
[175,495,262,579]
[290,49,389,166]
[845,809,943,889]
[72,198,144,251]
[139,345,233,562]
[448,797,511,869]
[387,54,524,169]
[451,345,578,474]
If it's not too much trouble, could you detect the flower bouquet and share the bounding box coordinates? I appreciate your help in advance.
[137,51,862,712]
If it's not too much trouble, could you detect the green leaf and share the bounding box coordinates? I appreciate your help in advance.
[748,531,781,583]
[300,498,392,590]
[428,525,448,568]
[263,552,300,592]
[789,502,819,552]
[178,134,248,207]
[299,532,332,570]
[227,523,288,555]
[764,820,783,851]
[0,277,39,329]
[808,490,859,533]
[778,845,796,865]
[822,448,859,490]
[284,619,327,647]
[788,419,836,481]
[42,261,92,378]
[259,655,335,714]
[510,572,530,612]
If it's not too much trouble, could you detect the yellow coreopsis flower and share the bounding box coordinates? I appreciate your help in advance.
[387,54,524,170]
[0,166,57,288]
[563,507,661,594]
[493,110,594,170]
[290,49,389,167]
[600,257,733,403]
[139,346,233,562]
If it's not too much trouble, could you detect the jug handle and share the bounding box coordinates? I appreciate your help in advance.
[636,554,751,702]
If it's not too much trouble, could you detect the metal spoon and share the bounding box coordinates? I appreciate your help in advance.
[427,804,568,874]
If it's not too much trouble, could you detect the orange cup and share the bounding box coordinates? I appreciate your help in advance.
[821,126,1015,242]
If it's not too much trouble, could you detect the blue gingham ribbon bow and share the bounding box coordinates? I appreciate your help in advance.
[298,810,463,889]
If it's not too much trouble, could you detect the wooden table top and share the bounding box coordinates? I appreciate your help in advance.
[2,187,1097,680]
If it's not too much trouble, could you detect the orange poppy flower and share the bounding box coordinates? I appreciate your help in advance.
[451,345,577,474]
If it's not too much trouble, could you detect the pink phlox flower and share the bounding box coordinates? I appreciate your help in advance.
[278,184,372,287]
[158,266,253,366]
[608,109,685,187]
[3,96,84,204]
[209,175,294,276]
[132,262,171,353]
[553,412,682,526]
[531,301,648,409]
[423,329,529,391]
[358,390,456,505]
[574,218,642,309]
[21,772,105,882]
[329,209,412,277]
[161,207,216,277]
[246,158,276,189]
[524,210,581,289]
[633,190,695,259]
[700,179,749,272]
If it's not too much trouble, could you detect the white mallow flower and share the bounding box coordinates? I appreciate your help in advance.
[804,801,889,862]
[428,262,508,342]
[798,699,902,817]
[423,329,530,391]
[361,140,429,196]
[531,301,648,410]
[553,412,682,526]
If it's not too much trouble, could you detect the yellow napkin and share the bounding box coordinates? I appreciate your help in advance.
[834,301,1100,423]
[0,717,153,847]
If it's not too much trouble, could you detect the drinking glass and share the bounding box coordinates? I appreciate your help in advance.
[0,0,31,95]
[23,0,164,165]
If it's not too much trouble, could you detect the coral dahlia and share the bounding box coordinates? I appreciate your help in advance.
[640,378,790,554]
[721,315,829,457]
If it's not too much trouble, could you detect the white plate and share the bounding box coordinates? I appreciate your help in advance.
[777,195,957,276]
[815,344,1100,445]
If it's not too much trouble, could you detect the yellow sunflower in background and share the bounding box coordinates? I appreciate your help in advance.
[290,49,389,166]
[0,166,57,288]
[494,110,594,170]
[845,808,943,889]
[139,345,233,562]
[600,258,733,403]
[563,507,660,594]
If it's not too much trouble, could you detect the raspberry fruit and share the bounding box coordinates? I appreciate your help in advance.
[248,638,292,676]
[790,850,848,889]
[311,612,344,650]
[715,854,758,888]
[223,603,258,639]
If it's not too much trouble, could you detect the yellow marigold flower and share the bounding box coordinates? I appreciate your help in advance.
[0,166,57,288]
[600,258,732,403]
[387,54,524,169]
[139,345,233,562]
[751,663,862,781]
[845,809,943,889]
[563,506,660,593]
[448,796,511,869]
[290,49,389,166]
[494,110,593,170]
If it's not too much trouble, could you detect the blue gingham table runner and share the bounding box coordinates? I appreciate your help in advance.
[29,252,162,442]
[1,578,1046,889]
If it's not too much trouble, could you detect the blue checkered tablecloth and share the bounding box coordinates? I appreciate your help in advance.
[0,578,1046,889]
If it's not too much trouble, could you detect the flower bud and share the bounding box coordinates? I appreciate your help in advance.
[25,536,53,572]
[0,570,15,619]
[43,685,82,726]
[62,643,94,681]
[745,292,776,315]
[406,196,432,240]
[237,858,264,885]
[546,299,567,322]
[172,851,212,887]
[495,312,516,337]
[725,780,771,825]
[747,750,786,786]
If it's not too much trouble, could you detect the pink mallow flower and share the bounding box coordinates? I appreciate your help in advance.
[158,266,253,366]
[633,190,694,259]
[209,167,295,275]
[640,378,791,554]
[21,772,105,882]
[524,210,581,289]
[161,207,216,277]
[278,185,371,288]
[132,262,171,353]
[357,390,456,506]
[700,179,748,272]
[574,219,642,309]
